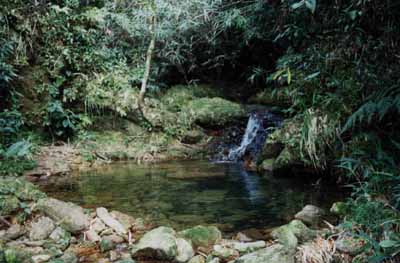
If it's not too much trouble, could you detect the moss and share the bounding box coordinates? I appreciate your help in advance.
[178,225,222,248]
[0,196,20,216]
[161,84,221,112]
[183,98,246,127]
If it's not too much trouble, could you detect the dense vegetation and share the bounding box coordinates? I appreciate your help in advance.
[1,0,400,261]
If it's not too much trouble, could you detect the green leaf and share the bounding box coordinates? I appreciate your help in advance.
[379,240,399,248]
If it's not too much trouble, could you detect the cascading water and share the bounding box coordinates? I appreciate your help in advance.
[214,111,282,162]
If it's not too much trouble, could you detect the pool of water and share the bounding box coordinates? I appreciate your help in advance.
[40,160,342,232]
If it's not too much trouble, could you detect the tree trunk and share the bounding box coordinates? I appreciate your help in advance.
[138,15,156,110]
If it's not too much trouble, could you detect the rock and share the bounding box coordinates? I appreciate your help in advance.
[49,227,70,251]
[335,234,365,256]
[91,217,107,233]
[212,245,239,260]
[30,217,56,241]
[271,220,315,249]
[5,224,25,240]
[85,229,101,242]
[110,250,120,261]
[183,98,246,127]
[0,196,20,216]
[133,218,146,231]
[232,241,266,253]
[231,244,294,263]
[102,234,125,244]
[176,238,195,263]
[97,207,127,235]
[208,258,220,263]
[261,142,284,159]
[110,211,136,230]
[330,202,348,216]
[100,238,115,253]
[178,225,222,248]
[36,198,89,233]
[116,260,136,263]
[32,254,52,263]
[59,251,78,263]
[188,255,206,263]
[294,205,324,226]
[131,226,177,260]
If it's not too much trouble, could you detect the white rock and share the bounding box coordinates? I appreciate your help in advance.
[29,217,56,241]
[232,241,266,253]
[85,229,101,242]
[96,208,127,235]
[91,218,107,233]
[176,238,195,263]
[32,254,51,263]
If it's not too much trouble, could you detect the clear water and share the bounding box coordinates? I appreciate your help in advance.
[41,161,342,232]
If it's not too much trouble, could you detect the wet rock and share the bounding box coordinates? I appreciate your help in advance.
[131,226,177,260]
[110,211,136,230]
[271,220,315,249]
[36,198,89,233]
[230,244,295,263]
[32,254,52,263]
[178,225,222,248]
[261,142,284,159]
[188,255,206,263]
[295,205,324,226]
[85,229,101,242]
[212,245,239,260]
[97,207,127,235]
[30,217,56,241]
[330,202,348,216]
[232,241,266,253]
[176,238,195,263]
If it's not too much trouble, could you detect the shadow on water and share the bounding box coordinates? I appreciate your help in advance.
[40,160,344,232]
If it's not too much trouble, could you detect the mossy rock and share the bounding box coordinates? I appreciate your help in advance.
[161,85,221,112]
[183,98,246,127]
[260,159,275,172]
[0,178,46,202]
[0,196,20,216]
[178,225,222,248]
[271,220,316,249]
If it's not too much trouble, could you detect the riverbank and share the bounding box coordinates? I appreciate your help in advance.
[0,177,359,263]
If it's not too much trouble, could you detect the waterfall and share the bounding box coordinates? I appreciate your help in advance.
[214,111,282,163]
[228,113,264,161]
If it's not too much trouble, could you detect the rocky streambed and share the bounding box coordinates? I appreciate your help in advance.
[0,177,362,263]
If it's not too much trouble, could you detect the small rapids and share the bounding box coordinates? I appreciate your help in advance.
[215,111,282,162]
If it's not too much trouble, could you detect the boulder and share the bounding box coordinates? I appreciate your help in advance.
[261,142,284,160]
[271,220,316,249]
[59,250,78,263]
[176,238,195,263]
[36,198,89,233]
[229,244,294,263]
[97,207,127,235]
[30,217,56,241]
[131,226,178,260]
[260,159,275,172]
[90,218,107,233]
[335,234,365,256]
[181,130,206,144]
[32,254,51,263]
[49,227,71,250]
[294,205,324,226]
[100,238,115,253]
[178,225,222,248]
